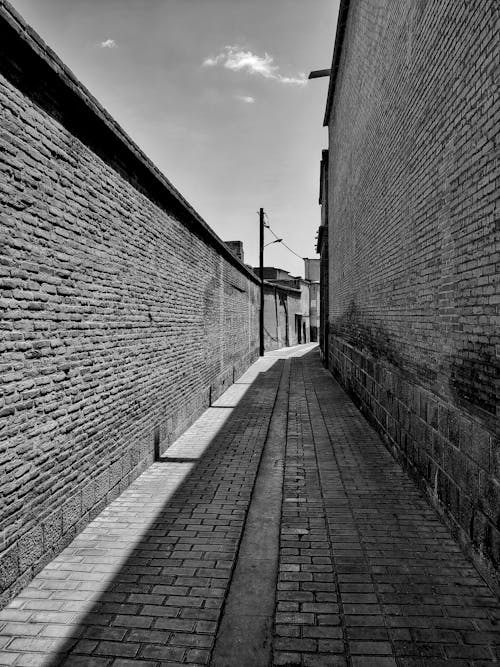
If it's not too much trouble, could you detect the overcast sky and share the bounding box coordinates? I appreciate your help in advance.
[10,0,339,276]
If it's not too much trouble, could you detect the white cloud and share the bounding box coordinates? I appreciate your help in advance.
[203,45,307,86]
[224,49,277,78]
[235,95,256,104]
[203,54,224,67]
[278,74,307,86]
[100,39,117,49]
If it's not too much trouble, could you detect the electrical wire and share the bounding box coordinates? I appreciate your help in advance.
[262,212,304,260]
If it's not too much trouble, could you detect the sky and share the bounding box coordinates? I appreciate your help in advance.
[9,0,339,276]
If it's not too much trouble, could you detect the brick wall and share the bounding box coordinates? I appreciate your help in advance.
[317,149,329,361]
[0,2,259,606]
[325,0,499,586]
[264,285,286,350]
[263,282,303,350]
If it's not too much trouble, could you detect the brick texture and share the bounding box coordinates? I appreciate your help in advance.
[0,2,259,606]
[324,1,499,585]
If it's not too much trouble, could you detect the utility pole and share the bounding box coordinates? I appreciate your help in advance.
[259,207,264,356]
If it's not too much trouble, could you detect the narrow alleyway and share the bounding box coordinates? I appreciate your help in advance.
[0,345,498,667]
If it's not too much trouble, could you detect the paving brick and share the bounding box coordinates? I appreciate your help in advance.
[276,625,301,638]
[185,647,211,664]
[153,617,196,632]
[7,637,56,652]
[272,351,500,667]
[1,347,499,667]
[1,623,43,637]
[170,632,213,649]
[125,628,170,644]
[350,641,393,655]
[274,637,317,652]
[111,615,153,629]
[59,658,110,667]
[139,644,185,661]
[351,659,397,667]
[303,656,347,667]
[273,651,302,666]
[83,626,127,641]
[93,640,140,658]
[303,626,342,639]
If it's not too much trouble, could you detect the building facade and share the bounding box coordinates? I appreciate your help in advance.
[263,281,303,350]
[321,0,499,585]
[304,258,320,342]
[317,150,329,359]
[259,266,316,345]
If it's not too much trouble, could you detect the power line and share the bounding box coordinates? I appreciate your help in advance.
[262,213,304,261]
[277,240,304,261]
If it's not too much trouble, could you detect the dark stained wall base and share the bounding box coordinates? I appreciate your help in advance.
[328,334,499,595]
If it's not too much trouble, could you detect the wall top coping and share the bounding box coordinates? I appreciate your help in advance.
[323,0,351,127]
[0,0,260,285]
[263,280,302,296]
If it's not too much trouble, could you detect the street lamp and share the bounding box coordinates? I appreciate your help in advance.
[308,69,331,79]
[264,239,283,247]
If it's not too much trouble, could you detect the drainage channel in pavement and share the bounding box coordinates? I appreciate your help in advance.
[0,352,294,667]
[211,358,290,667]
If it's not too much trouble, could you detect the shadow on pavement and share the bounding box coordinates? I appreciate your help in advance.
[28,351,301,665]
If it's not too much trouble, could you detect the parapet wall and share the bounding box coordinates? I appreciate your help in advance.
[325,0,498,586]
[0,1,259,606]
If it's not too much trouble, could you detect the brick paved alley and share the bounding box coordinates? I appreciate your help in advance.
[0,345,498,667]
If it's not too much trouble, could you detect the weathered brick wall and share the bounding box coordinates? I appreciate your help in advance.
[264,285,285,350]
[263,283,303,351]
[325,0,499,585]
[265,280,311,347]
[0,3,259,605]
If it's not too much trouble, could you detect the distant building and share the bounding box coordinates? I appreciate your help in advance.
[304,259,320,342]
[304,258,320,282]
[257,263,320,343]
[262,281,304,350]
[254,266,317,346]
[253,267,294,283]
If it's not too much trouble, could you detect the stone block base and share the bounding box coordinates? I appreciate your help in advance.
[328,334,499,592]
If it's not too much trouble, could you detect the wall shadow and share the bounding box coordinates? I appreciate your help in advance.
[34,357,287,666]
